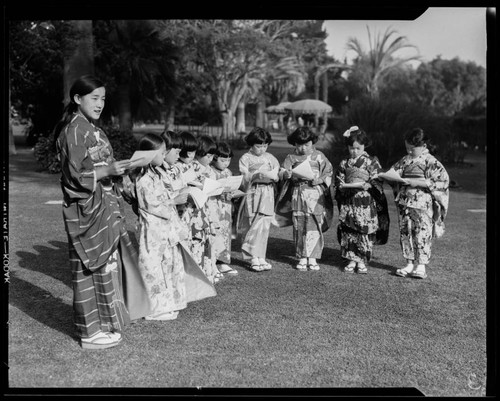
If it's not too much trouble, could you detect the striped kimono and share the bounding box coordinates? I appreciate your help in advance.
[390,149,449,265]
[275,149,334,259]
[236,151,280,261]
[334,152,390,263]
[57,113,150,339]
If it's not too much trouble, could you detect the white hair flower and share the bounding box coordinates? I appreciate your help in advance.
[343,126,359,137]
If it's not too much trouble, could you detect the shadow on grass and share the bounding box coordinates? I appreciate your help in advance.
[9,274,76,340]
[16,240,71,287]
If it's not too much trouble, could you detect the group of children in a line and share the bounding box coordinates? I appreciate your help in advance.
[56,75,450,349]
[127,123,449,309]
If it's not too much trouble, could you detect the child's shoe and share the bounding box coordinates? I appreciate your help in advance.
[344,261,356,273]
[259,258,272,270]
[411,264,427,279]
[357,262,367,274]
[250,258,264,272]
[395,262,414,277]
[308,258,320,270]
[295,258,308,271]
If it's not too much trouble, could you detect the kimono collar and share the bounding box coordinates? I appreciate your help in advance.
[74,112,100,141]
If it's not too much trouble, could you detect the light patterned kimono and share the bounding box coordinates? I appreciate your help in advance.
[135,163,190,315]
[236,151,280,261]
[210,164,234,264]
[275,149,334,259]
[390,149,449,265]
[334,152,389,263]
[181,159,220,283]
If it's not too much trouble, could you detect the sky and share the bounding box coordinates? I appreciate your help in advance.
[323,7,488,68]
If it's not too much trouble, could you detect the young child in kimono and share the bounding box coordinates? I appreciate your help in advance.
[175,130,200,250]
[236,127,280,272]
[334,126,390,274]
[134,133,191,321]
[210,141,239,276]
[276,127,334,271]
[381,128,449,279]
[188,135,222,283]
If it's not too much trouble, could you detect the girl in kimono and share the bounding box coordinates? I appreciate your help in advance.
[382,128,449,279]
[276,127,334,271]
[175,131,200,251]
[189,135,222,283]
[210,141,238,276]
[134,133,192,321]
[55,75,150,349]
[334,126,390,274]
[236,127,280,272]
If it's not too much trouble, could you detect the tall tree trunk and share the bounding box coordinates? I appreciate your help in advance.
[236,100,246,133]
[9,69,17,155]
[255,96,266,128]
[63,20,94,106]
[221,110,235,141]
[322,72,328,103]
[314,73,320,100]
[164,98,176,132]
[117,81,133,133]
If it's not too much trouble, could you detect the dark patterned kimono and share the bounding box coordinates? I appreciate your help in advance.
[334,152,389,263]
[390,149,449,264]
[57,113,150,339]
[275,149,334,259]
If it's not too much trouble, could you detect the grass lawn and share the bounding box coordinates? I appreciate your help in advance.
[5,132,488,396]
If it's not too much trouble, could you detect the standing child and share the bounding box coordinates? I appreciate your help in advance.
[134,133,191,321]
[175,131,200,251]
[211,141,238,276]
[236,127,280,272]
[334,126,390,274]
[189,135,221,283]
[55,75,150,349]
[276,127,334,271]
[382,128,449,279]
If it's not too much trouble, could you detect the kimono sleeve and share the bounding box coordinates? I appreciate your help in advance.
[136,172,176,221]
[59,123,97,199]
[317,152,333,187]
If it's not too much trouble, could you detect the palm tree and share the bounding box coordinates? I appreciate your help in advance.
[346,26,421,99]
[95,20,180,133]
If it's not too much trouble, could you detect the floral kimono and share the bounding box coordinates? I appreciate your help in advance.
[210,164,234,264]
[334,152,390,263]
[135,162,216,316]
[275,149,334,259]
[390,149,449,264]
[177,159,219,283]
[57,113,150,338]
[236,151,280,261]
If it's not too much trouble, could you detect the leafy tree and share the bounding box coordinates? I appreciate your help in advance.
[413,57,486,116]
[9,20,78,145]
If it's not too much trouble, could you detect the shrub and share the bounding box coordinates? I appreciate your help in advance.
[34,126,139,174]
[325,97,454,168]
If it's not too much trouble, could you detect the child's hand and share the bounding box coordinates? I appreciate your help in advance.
[362,182,372,190]
[174,192,189,205]
[226,192,233,200]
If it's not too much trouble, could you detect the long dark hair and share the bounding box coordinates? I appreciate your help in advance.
[53,75,105,151]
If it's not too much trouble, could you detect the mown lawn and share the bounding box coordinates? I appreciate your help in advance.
[6,135,488,396]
